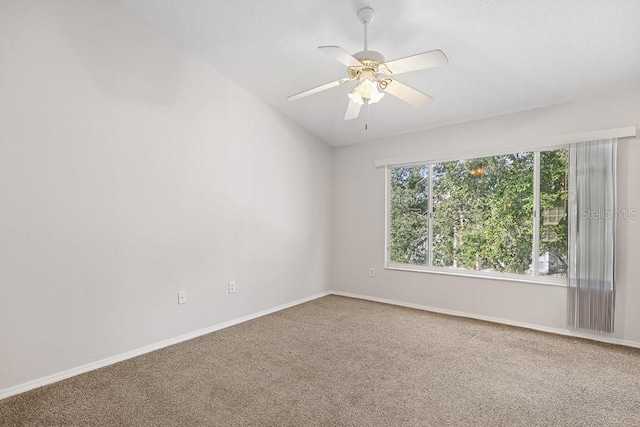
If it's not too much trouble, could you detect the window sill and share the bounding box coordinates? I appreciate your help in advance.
[385,264,568,287]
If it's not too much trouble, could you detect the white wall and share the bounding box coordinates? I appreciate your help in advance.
[0,0,331,393]
[333,89,640,344]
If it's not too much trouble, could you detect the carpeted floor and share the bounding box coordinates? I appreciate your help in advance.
[1,295,640,426]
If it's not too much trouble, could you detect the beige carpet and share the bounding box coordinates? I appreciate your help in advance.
[1,295,639,426]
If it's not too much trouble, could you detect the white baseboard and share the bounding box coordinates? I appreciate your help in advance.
[330,290,640,349]
[4,289,637,401]
[0,291,330,401]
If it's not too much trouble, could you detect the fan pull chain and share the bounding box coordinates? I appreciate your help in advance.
[365,99,370,130]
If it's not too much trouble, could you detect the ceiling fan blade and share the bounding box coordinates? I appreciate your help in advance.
[318,46,362,68]
[287,78,351,101]
[382,49,448,75]
[382,79,433,107]
[344,100,362,120]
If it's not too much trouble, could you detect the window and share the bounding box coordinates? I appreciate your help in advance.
[387,148,568,283]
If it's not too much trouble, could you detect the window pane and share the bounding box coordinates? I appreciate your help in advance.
[432,153,534,274]
[538,148,569,277]
[389,165,429,265]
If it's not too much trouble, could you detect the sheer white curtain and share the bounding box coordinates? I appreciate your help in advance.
[567,139,617,333]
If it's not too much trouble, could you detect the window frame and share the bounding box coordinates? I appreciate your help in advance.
[384,148,569,287]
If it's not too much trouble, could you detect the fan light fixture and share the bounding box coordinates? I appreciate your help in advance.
[348,79,385,105]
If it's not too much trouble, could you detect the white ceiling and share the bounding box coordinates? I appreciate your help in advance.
[116,0,640,147]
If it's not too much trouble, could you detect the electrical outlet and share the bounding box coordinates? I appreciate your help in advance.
[370,268,376,277]
[228,281,236,294]
[178,291,187,304]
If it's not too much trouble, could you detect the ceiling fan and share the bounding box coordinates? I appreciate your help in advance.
[287,7,448,121]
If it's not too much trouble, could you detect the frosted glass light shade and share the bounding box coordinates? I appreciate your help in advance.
[348,79,385,105]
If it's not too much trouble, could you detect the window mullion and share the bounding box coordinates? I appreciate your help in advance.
[428,163,433,267]
[385,166,390,266]
[532,152,541,276]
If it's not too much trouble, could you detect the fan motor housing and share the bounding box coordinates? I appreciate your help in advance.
[354,50,384,63]
[348,51,386,79]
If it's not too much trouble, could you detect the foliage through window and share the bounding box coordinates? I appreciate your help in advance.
[388,148,568,280]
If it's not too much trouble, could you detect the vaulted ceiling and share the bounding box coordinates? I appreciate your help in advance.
[116,0,640,146]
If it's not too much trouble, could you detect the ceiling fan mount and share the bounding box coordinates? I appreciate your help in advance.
[288,7,448,121]
[357,6,376,25]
